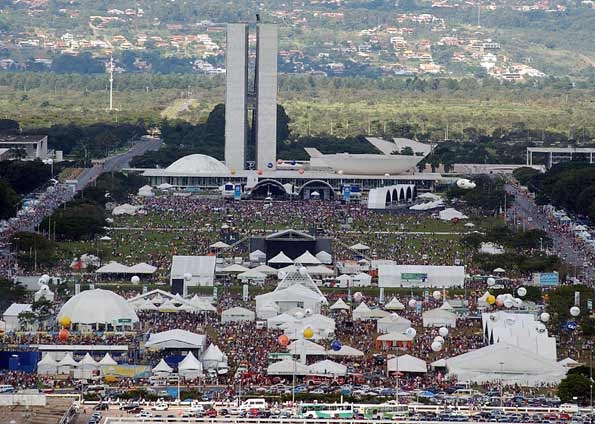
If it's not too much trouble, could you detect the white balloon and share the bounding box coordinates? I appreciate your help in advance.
[131,275,140,284]
[570,306,580,317]
[456,178,476,190]
[434,335,445,344]
[183,273,192,281]
[438,327,449,337]
[487,277,496,286]
[304,308,312,316]
[432,290,441,300]
[354,292,363,302]
[540,312,550,322]
[391,312,399,319]
[294,311,304,320]
[513,298,523,307]
[405,327,417,338]
[504,299,513,309]
[431,341,443,352]
[505,293,514,300]
[408,299,417,308]
[41,274,50,283]
[496,294,504,301]
[517,287,527,297]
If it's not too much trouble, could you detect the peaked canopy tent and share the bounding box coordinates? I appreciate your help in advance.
[210,241,230,249]
[95,261,133,274]
[308,360,347,376]
[326,345,364,357]
[351,272,372,287]
[422,308,457,328]
[145,329,207,352]
[294,251,321,265]
[445,343,566,386]
[57,352,79,373]
[252,264,278,275]
[178,351,203,379]
[315,251,333,264]
[352,302,372,320]
[237,269,267,284]
[267,313,296,329]
[329,298,350,311]
[221,307,255,324]
[439,208,468,221]
[202,344,227,370]
[377,314,412,334]
[306,265,335,276]
[98,353,118,367]
[376,332,414,350]
[222,264,250,274]
[268,251,293,266]
[350,243,370,251]
[287,339,327,356]
[385,297,405,311]
[129,262,158,274]
[152,359,173,376]
[37,353,58,375]
[249,249,267,263]
[267,359,309,376]
[387,354,427,373]
[281,314,336,340]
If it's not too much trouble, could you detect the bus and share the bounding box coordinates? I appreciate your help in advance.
[360,403,409,420]
[297,403,354,419]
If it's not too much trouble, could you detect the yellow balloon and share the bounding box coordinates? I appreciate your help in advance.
[59,316,72,327]
[303,327,314,339]
[487,295,496,305]
[230,169,236,176]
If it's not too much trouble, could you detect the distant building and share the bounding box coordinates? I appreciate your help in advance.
[0,135,48,160]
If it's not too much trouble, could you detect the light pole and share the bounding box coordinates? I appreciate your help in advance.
[43,158,54,177]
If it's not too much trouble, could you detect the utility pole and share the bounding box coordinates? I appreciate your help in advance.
[108,56,114,111]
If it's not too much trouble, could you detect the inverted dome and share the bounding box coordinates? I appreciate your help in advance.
[166,154,229,174]
[58,289,139,325]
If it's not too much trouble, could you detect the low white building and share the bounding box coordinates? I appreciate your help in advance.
[3,303,33,331]
[170,256,216,292]
[378,265,465,288]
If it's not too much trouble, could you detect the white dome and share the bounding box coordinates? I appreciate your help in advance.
[166,154,229,174]
[58,289,139,325]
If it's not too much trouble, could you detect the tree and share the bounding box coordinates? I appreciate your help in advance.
[558,373,593,404]
[18,310,38,330]
[0,279,26,312]
[0,179,19,219]
[31,298,53,324]
[10,231,55,268]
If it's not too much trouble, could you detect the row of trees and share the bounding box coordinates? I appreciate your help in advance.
[514,163,595,222]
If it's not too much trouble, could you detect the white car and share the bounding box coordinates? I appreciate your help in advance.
[152,403,168,411]
[136,411,152,418]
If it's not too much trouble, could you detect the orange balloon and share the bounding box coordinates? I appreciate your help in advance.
[257,169,263,175]
[298,168,305,175]
[58,328,69,341]
[278,334,289,346]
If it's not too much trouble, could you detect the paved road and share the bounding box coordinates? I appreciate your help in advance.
[76,137,162,192]
[505,183,594,281]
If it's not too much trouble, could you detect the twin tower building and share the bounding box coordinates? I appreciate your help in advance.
[225,23,278,171]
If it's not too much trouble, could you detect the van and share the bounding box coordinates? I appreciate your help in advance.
[239,398,267,411]
[559,404,579,414]
[453,388,481,398]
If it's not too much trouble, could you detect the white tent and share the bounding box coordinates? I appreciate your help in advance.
[315,251,333,264]
[294,251,321,265]
[410,199,444,210]
[431,358,447,368]
[439,208,468,221]
[98,353,118,367]
[202,344,227,370]
[267,359,309,376]
[145,330,207,351]
[159,299,178,312]
[222,264,250,273]
[252,264,278,275]
[237,269,267,284]
[351,272,372,287]
[95,261,131,274]
[34,285,55,302]
[210,241,230,249]
[287,339,326,356]
[221,307,255,323]
[366,309,391,320]
[385,297,405,311]
[422,308,457,328]
[305,265,334,276]
[138,185,154,196]
[249,250,267,263]
[377,314,412,334]
[57,352,78,373]
[129,262,157,274]
[79,353,99,368]
[350,243,370,251]
[268,251,293,264]
[378,265,465,288]
[170,255,216,287]
[308,359,347,376]
[137,300,159,311]
[352,302,372,320]
[387,354,427,373]
[329,298,350,311]
[112,203,142,216]
[277,264,298,275]
[256,284,326,318]
[558,357,580,368]
[267,313,296,329]
[445,343,566,386]
[178,351,203,379]
[282,314,335,340]
[152,359,173,376]
[37,353,58,375]
[326,345,364,357]
[440,301,454,311]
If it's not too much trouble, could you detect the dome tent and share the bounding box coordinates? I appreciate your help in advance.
[166,154,229,174]
[58,289,138,331]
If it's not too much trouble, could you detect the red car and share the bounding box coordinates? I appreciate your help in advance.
[206,408,217,418]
